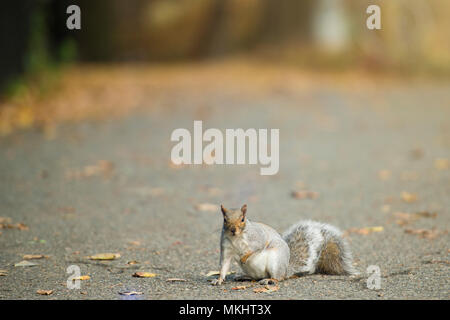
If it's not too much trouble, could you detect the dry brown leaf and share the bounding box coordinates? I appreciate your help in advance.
[231,286,248,290]
[166,278,187,282]
[404,228,446,239]
[0,217,12,224]
[291,190,319,200]
[345,226,384,236]
[127,260,139,265]
[14,260,38,267]
[206,270,235,277]
[88,253,121,260]
[253,285,279,293]
[67,160,115,179]
[0,222,29,231]
[23,254,49,260]
[119,291,143,296]
[132,272,158,278]
[36,290,53,295]
[194,203,219,212]
[434,158,449,170]
[401,192,418,203]
[0,270,7,276]
[128,241,141,246]
[394,211,437,226]
[378,170,391,180]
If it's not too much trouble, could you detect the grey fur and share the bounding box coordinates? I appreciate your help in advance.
[212,210,358,286]
[282,220,359,276]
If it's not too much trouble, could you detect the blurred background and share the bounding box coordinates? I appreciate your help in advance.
[0,0,449,134]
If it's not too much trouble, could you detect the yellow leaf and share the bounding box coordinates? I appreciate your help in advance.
[23,254,49,260]
[401,191,417,203]
[88,253,121,260]
[74,275,90,281]
[36,290,53,295]
[206,270,235,277]
[133,272,158,278]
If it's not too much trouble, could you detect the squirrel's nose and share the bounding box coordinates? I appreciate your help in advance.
[230,227,236,234]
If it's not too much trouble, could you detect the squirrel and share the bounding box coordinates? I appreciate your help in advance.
[211,204,358,286]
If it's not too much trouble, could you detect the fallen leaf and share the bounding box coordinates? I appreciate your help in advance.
[0,270,7,276]
[15,260,38,267]
[378,170,391,181]
[206,270,235,277]
[66,160,115,179]
[128,241,141,246]
[132,272,157,278]
[231,286,247,290]
[405,228,446,240]
[0,217,12,224]
[410,148,424,160]
[344,226,384,236]
[194,203,219,212]
[88,253,121,260]
[23,254,49,260]
[401,191,418,203]
[0,222,29,231]
[434,158,449,170]
[291,190,319,200]
[166,278,187,282]
[74,275,90,280]
[394,211,437,226]
[253,285,279,293]
[119,291,143,296]
[127,260,139,265]
[36,290,53,295]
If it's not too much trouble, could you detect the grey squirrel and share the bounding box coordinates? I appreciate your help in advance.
[211,204,358,286]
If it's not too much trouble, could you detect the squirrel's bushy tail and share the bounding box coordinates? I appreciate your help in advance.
[282,220,359,276]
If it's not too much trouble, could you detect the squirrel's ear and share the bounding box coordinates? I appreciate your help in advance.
[220,204,228,216]
[241,204,247,215]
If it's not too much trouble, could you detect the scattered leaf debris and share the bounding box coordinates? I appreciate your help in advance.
[132,272,158,278]
[23,254,49,260]
[88,253,121,260]
[74,275,91,281]
[401,191,418,203]
[378,170,391,181]
[291,190,319,200]
[167,278,187,282]
[393,211,437,226]
[344,226,384,236]
[206,270,235,277]
[404,228,446,240]
[14,260,38,267]
[0,217,29,231]
[253,285,279,293]
[231,286,248,290]
[194,203,219,212]
[36,290,53,295]
[119,291,143,296]
[66,160,115,180]
[434,158,449,170]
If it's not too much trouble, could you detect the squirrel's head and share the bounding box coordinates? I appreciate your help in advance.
[220,204,247,236]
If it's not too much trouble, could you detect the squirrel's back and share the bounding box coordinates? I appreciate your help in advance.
[282,220,358,275]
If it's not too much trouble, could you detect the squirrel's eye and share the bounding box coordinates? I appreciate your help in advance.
[241,217,245,222]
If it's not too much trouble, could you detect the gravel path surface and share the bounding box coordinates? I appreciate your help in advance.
[0,67,449,299]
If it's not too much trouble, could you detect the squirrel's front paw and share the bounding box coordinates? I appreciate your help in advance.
[211,278,224,286]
